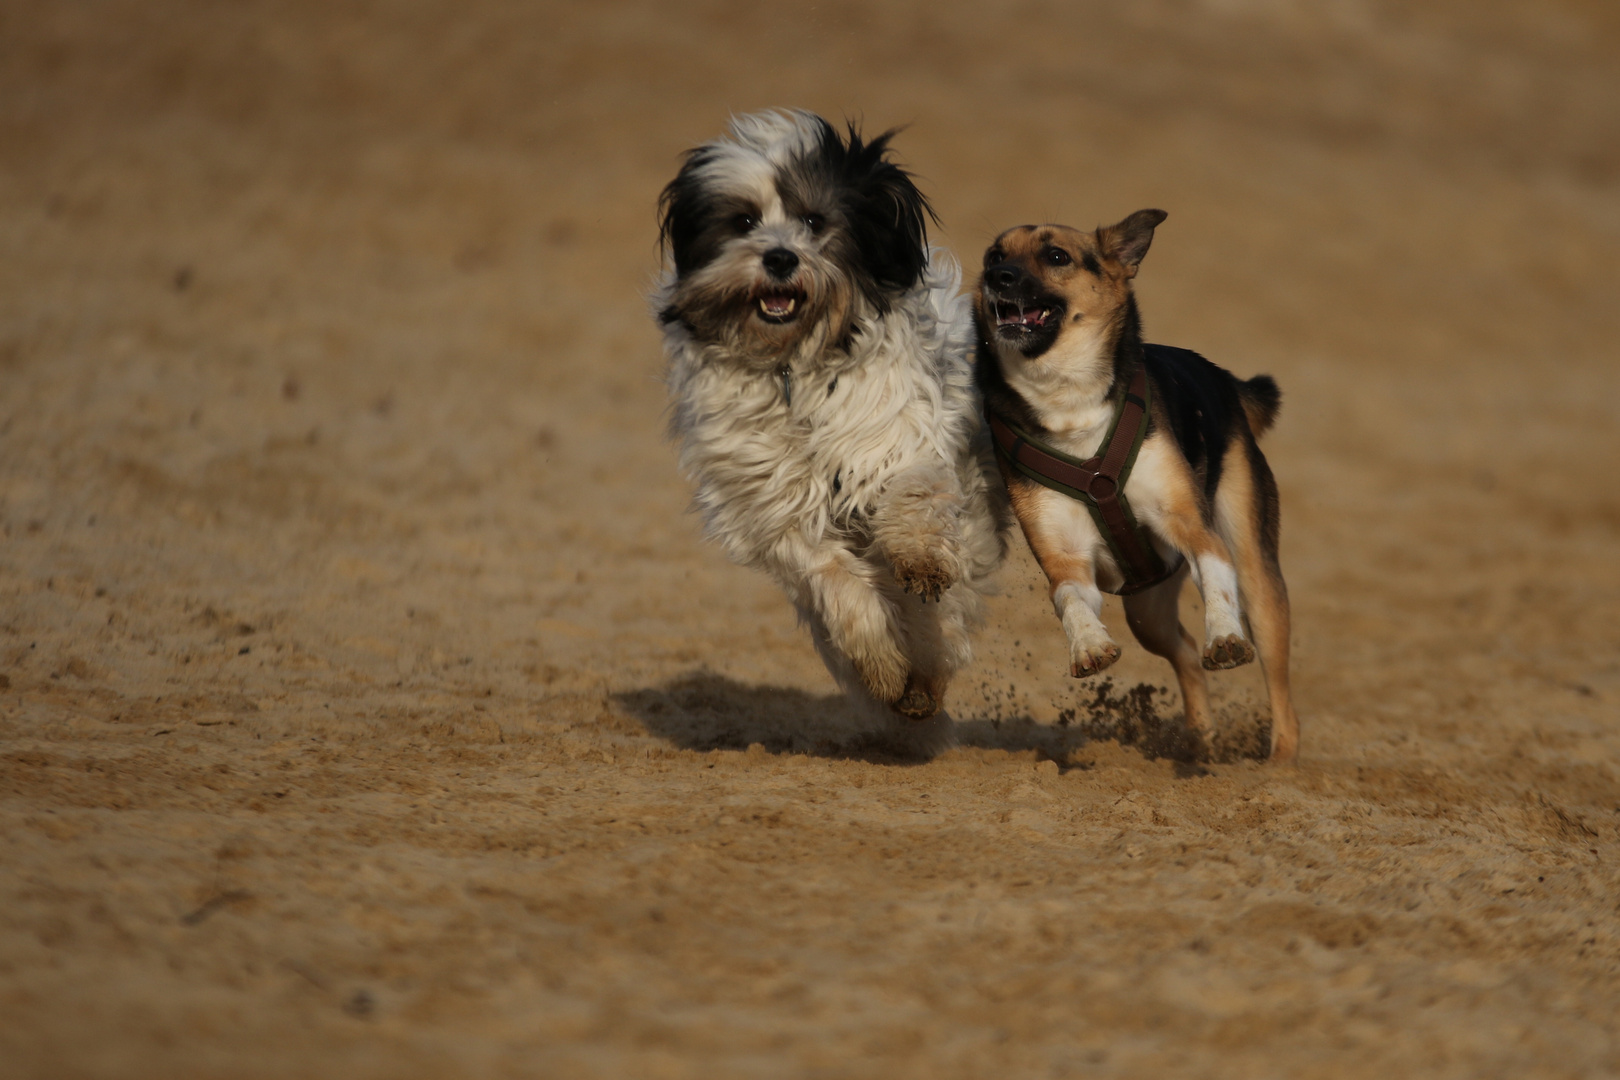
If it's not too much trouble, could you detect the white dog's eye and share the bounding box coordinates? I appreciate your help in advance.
[803,212,826,236]
[732,213,758,233]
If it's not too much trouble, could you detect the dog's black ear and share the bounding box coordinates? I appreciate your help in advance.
[1099,209,1167,278]
[833,121,937,307]
[658,146,718,277]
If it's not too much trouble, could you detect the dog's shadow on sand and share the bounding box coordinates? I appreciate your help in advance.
[612,670,1264,768]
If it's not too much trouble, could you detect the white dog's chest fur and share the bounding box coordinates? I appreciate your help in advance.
[665,257,977,567]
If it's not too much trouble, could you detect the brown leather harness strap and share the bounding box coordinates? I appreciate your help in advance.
[987,365,1180,595]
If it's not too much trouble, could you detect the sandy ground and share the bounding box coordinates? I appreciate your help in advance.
[3,1,1619,1076]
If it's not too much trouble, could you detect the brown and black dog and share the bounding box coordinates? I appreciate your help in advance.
[973,210,1299,761]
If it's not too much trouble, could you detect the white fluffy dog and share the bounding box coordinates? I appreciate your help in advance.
[654,110,1007,734]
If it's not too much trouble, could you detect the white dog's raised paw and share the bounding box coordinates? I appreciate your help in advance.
[1069,639,1121,678]
[892,556,954,603]
[1202,634,1255,670]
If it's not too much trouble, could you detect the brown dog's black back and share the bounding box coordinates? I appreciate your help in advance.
[1143,344,1282,502]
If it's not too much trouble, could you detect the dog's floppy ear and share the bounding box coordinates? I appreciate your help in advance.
[1098,209,1168,278]
[833,121,937,307]
[658,146,718,277]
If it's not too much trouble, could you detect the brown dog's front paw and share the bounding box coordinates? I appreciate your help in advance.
[1202,634,1255,670]
[892,557,954,603]
[1069,640,1121,678]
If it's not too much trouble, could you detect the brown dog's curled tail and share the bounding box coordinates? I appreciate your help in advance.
[1238,375,1282,436]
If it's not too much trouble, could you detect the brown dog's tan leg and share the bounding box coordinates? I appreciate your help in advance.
[1122,562,1212,753]
[1214,443,1299,762]
[1150,480,1256,672]
[1243,563,1298,762]
[1010,488,1121,678]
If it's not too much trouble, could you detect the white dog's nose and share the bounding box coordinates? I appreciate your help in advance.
[762,248,799,279]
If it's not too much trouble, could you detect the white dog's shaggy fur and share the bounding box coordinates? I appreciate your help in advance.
[654,111,1006,739]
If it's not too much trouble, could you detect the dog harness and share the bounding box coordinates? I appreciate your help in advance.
[987,364,1182,595]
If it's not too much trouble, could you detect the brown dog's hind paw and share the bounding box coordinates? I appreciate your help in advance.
[1266,711,1300,763]
[1202,634,1255,670]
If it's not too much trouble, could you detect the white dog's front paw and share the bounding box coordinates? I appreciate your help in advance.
[856,657,909,705]
[835,621,913,705]
[874,479,966,602]
[891,552,956,602]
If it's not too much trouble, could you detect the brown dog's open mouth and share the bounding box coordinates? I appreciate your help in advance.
[992,300,1061,332]
[755,289,805,324]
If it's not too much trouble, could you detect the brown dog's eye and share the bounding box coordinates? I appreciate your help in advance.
[1045,246,1072,267]
[984,247,1004,267]
[803,212,826,235]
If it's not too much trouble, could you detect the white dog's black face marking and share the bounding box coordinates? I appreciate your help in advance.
[658,111,934,360]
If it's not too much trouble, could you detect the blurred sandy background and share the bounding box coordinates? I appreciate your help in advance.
[2,1,1618,1077]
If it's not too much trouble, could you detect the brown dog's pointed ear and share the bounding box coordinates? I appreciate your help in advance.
[1098,209,1168,278]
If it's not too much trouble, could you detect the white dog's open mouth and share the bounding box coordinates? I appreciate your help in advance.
[755,289,804,324]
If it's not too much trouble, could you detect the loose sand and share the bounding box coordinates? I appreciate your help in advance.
[2,2,1618,1077]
